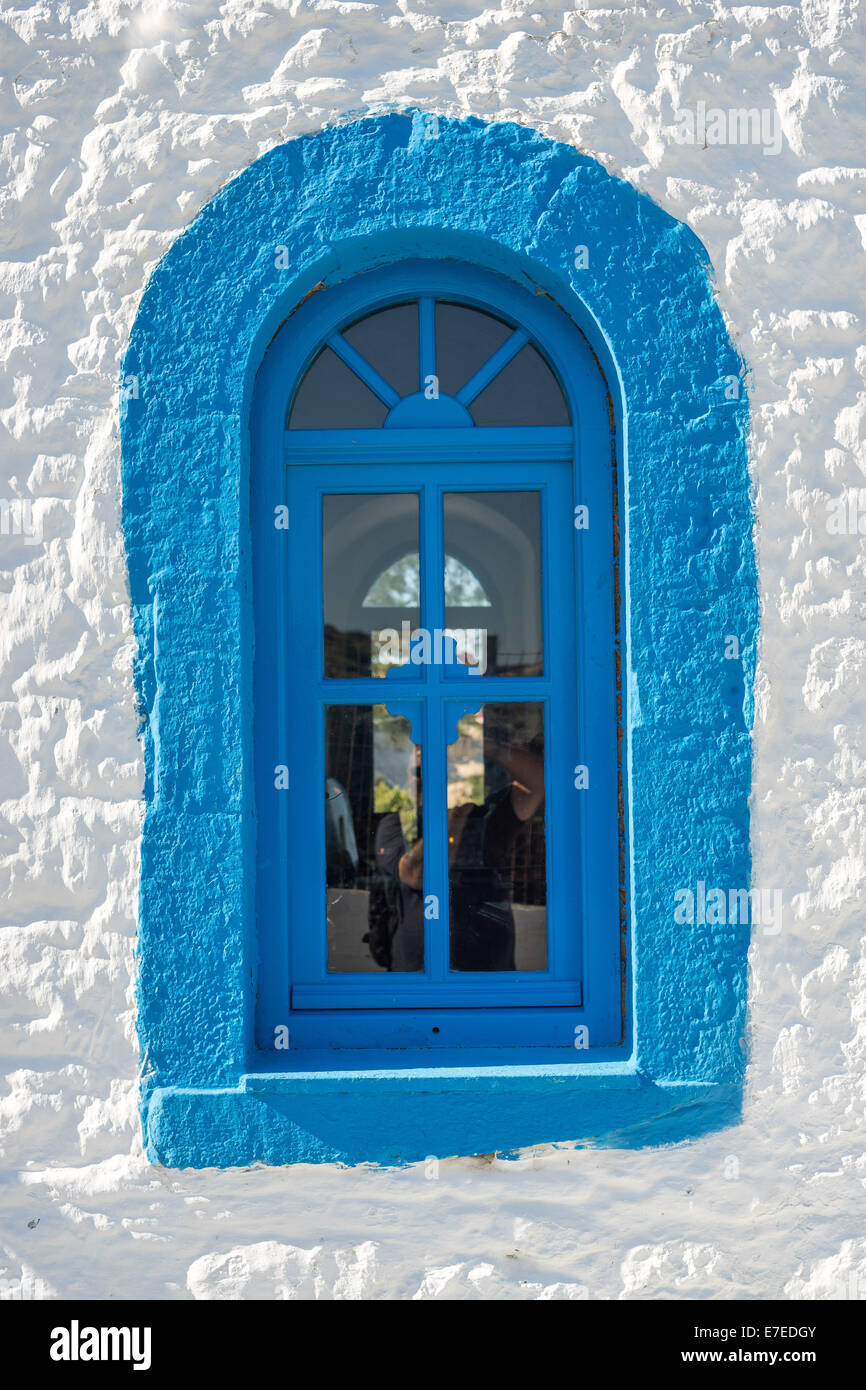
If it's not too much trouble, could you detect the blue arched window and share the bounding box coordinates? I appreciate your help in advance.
[252,262,622,1050]
[124,114,756,1167]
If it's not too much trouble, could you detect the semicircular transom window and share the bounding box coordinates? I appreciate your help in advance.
[287,299,570,429]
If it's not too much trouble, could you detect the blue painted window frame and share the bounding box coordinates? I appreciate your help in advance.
[122,113,756,1167]
[253,262,622,1049]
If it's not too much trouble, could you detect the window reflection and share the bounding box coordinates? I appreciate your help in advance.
[323,494,420,678]
[443,491,543,676]
[325,704,423,972]
[323,701,547,974]
[447,703,547,971]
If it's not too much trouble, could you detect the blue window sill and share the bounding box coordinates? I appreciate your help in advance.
[143,1055,740,1167]
[241,1048,636,1091]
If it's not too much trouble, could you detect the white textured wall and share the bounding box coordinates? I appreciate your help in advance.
[1,0,865,1301]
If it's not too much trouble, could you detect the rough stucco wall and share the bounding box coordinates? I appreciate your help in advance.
[0,0,864,1300]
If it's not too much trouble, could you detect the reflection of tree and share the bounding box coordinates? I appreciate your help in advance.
[449,715,484,804]
[373,776,417,844]
[365,553,420,607]
[373,705,409,740]
[445,554,491,606]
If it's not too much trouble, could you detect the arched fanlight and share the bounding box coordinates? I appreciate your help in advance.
[288,298,570,429]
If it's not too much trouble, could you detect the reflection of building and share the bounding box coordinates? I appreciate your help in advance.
[324,625,371,679]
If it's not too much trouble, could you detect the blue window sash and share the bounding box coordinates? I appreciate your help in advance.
[252,260,623,1052]
[285,460,579,1010]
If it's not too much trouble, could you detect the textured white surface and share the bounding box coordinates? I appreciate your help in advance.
[1,0,866,1300]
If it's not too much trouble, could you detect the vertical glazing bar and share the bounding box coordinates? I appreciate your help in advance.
[418,297,436,392]
[420,481,448,981]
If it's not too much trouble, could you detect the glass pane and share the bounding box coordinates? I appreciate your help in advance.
[471,343,569,426]
[363,552,420,608]
[288,346,388,429]
[341,302,418,400]
[323,493,420,678]
[325,704,423,972]
[442,491,543,676]
[447,703,547,971]
[435,301,513,398]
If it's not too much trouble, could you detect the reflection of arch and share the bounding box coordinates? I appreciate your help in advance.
[325,490,540,668]
[363,553,491,608]
[321,493,419,632]
[363,552,420,607]
[441,493,540,665]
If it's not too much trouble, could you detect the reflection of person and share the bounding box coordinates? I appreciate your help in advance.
[373,747,423,971]
[448,737,544,971]
[372,735,544,972]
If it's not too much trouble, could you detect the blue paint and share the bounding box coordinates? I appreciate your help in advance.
[271,459,593,1029]
[121,112,756,1167]
[254,259,619,1046]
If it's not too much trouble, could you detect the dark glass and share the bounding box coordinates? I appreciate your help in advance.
[342,302,418,399]
[471,343,569,427]
[325,704,423,972]
[442,491,543,676]
[288,346,388,429]
[288,297,569,429]
[435,301,513,398]
[446,703,547,971]
[323,493,420,678]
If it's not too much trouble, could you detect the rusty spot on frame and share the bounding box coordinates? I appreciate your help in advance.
[266,281,327,349]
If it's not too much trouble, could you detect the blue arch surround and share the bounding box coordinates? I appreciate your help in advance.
[121,113,756,1168]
